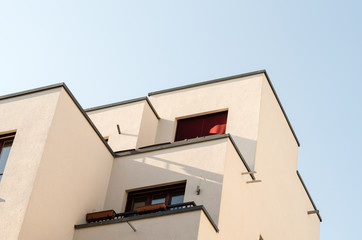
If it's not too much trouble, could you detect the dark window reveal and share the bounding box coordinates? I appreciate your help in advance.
[175,111,228,141]
[125,183,186,212]
[0,133,15,181]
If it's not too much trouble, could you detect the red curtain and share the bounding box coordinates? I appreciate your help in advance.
[175,111,228,141]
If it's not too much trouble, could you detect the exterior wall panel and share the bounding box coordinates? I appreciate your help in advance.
[149,74,263,170]
[0,88,61,240]
[73,210,203,240]
[252,77,320,239]
[18,88,114,240]
[87,101,145,151]
[104,139,228,224]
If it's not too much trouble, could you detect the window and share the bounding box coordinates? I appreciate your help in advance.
[125,182,186,212]
[175,111,228,141]
[0,132,15,181]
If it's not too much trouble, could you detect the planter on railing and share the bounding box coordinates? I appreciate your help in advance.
[85,202,197,223]
[136,203,167,214]
[86,210,116,223]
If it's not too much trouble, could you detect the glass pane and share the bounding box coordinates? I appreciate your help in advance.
[132,197,147,211]
[0,141,13,175]
[171,191,184,205]
[151,193,166,204]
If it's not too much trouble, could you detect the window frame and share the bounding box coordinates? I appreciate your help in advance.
[0,132,16,181]
[125,182,186,212]
[174,110,228,142]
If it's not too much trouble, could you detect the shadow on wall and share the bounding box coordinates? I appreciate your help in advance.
[109,140,226,223]
[152,117,257,172]
[226,135,257,171]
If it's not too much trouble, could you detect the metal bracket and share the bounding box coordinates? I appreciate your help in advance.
[307,210,319,215]
[126,221,136,232]
[241,171,257,175]
[246,180,262,184]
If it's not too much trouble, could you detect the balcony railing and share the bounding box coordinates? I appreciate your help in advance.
[87,201,196,223]
[75,201,218,232]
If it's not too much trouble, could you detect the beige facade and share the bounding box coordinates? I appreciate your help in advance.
[0,70,321,240]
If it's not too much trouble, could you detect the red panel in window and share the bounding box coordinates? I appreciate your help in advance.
[175,111,228,141]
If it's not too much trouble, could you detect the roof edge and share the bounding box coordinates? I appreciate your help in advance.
[84,97,147,112]
[263,71,300,146]
[61,84,115,156]
[84,96,160,120]
[147,69,299,147]
[0,83,65,101]
[145,97,160,119]
[148,70,266,96]
[296,170,322,222]
[0,82,115,156]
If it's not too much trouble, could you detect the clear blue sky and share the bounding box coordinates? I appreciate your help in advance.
[1,1,361,239]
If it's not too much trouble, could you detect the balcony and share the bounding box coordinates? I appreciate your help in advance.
[73,202,218,240]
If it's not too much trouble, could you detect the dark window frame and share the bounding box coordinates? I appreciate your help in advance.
[125,182,186,212]
[175,111,228,141]
[0,132,16,181]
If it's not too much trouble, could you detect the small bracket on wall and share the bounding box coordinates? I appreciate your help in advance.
[307,210,319,215]
[246,180,262,184]
[126,221,136,232]
[117,124,121,134]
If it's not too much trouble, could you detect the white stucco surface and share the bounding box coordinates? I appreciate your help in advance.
[105,139,229,224]
[0,88,61,240]
[73,210,210,240]
[16,88,114,240]
[149,74,263,170]
[87,101,146,151]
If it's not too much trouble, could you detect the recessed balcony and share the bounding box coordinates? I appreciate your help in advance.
[74,202,218,240]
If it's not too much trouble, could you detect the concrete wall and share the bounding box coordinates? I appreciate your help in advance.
[73,210,204,240]
[87,101,146,151]
[250,77,320,239]
[0,88,61,240]
[17,88,114,240]
[217,138,257,239]
[197,210,218,240]
[149,74,263,170]
[104,139,228,224]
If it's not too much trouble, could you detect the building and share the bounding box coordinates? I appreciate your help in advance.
[0,70,321,240]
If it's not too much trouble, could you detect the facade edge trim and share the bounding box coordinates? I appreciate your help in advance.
[61,84,115,156]
[147,70,300,147]
[228,135,255,180]
[147,70,266,96]
[84,97,147,112]
[115,134,230,157]
[0,83,65,101]
[263,71,300,146]
[145,97,161,119]
[296,170,322,222]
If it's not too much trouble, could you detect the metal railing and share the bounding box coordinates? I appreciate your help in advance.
[113,201,197,220]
